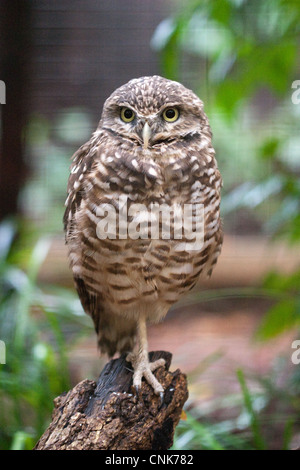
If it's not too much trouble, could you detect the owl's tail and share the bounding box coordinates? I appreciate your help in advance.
[74,276,136,357]
[96,312,136,358]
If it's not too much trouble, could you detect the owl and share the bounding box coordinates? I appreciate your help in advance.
[64,76,222,399]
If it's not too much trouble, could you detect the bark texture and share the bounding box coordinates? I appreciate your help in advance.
[34,351,188,450]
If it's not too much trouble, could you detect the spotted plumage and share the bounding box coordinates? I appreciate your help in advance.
[64,76,222,395]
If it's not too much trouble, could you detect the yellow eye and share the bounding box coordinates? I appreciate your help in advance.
[162,107,179,122]
[120,107,135,123]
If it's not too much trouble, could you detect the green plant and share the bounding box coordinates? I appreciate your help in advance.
[173,362,299,450]
[256,270,300,340]
[0,219,91,449]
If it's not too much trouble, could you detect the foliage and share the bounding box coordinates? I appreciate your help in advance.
[153,0,300,103]
[173,361,299,450]
[256,270,300,340]
[21,109,93,233]
[0,220,91,449]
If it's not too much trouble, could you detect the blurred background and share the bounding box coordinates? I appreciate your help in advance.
[0,0,300,450]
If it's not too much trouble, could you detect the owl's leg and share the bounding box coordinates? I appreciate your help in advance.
[126,314,165,397]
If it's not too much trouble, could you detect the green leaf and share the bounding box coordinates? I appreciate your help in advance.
[256,298,299,340]
[259,138,281,160]
[237,369,267,450]
[10,431,36,450]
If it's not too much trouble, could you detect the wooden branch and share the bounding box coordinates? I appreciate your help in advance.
[34,351,188,450]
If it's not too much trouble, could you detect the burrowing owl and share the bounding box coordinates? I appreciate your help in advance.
[64,76,222,397]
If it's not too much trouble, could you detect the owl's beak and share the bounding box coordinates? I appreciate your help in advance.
[142,122,152,149]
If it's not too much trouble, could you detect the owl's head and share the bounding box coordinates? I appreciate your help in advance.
[98,76,207,150]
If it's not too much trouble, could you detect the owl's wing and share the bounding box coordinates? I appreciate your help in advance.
[64,138,137,357]
[63,140,95,235]
[64,139,103,336]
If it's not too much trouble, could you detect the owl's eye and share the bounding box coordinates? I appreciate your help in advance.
[162,107,180,122]
[120,107,135,123]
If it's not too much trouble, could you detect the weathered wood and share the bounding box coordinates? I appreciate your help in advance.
[34,351,188,450]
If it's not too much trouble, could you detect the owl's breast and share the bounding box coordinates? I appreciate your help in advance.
[68,138,222,320]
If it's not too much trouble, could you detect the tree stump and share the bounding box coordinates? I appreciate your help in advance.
[34,351,188,450]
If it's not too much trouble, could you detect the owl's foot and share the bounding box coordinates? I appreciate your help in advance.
[126,351,166,397]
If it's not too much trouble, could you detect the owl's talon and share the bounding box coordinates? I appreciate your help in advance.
[159,391,164,405]
[129,354,165,398]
